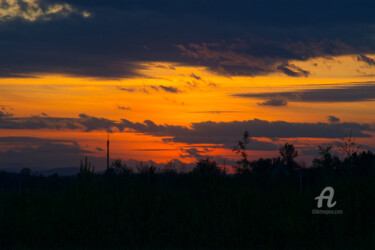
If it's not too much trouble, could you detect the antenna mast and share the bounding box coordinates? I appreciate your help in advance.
[107,133,109,170]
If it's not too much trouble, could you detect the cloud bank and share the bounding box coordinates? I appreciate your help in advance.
[1,112,373,149]
[1,0,375,78]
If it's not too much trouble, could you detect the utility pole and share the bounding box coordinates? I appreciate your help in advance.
[107,133,109,170]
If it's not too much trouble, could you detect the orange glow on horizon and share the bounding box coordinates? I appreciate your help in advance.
[1,55,375,167]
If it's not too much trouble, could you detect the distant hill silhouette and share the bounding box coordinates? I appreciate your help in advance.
[34,167,81,176]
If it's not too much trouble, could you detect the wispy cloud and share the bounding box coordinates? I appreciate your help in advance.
[257,99,287,107]
[189,111,241,114]
[117,86,135,92]
[328,115,340,123]
[357,54,375,66]
[190,73,201,80]
[276,63,310,77]
[118,106,131,110]
[233,83,375,106]
[180,147,208,159]
[159,85,181,93]
[0,0,90,22]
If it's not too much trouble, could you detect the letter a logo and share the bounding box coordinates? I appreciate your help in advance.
[315,186,337,208]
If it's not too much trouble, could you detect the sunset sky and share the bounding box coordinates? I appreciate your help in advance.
[1,0,375,171]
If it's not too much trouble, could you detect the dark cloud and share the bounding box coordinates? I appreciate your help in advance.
[357,54,375,66]
[118,106,131,110]
[176,39,350,76]
[276,63,310,77]
[0,112,121,132]
[328,115,340,123]
[0,137,91,171]
[233,83,375,104]
[185,81,198,88]
[131,118,373,140]
[119,118,374,150]
[190,73,201,80]
[0,110,13,118]
[258,99,287,107]
[2,0,375,78]
[180,147,207,159]
[132,148,175,152]
[1,113,374,147]
[0,136,76,145]
[117,87,135,92]
[189,111,240,114]
[159,85,181,93]
[179,147,236,166]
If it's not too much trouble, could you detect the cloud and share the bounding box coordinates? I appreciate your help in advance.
[176,39,349,77]
[149,86,159,91]
[1,113,374,147]
[117,87,135,92]
[357,54,375,66]
[118,118,374,151]
[121,118,373,141]
[185,81,198,88]
[132,148,176,152]
[276,63,310,77]
[0,112,122,132]
[258,99,287,107]
[328,115,340,123]
[0,0,89,22]
[190,73,201,80]
[0,136,91,170]
[2,0,375,78]
[189,111,240,114]
[117,86,175,94]
[0,136,74,145]
[179,147,236,166]
[0,110,13,118]
[118,106,131,110]
[180,147,207,159]
[233,83,375,104]
[159,85,181,93]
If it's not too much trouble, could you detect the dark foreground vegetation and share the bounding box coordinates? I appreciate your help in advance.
[0,136,374,249]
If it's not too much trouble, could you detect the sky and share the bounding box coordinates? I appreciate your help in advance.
[1,0,375,172]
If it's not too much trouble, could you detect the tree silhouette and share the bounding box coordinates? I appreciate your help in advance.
[192,158,222,177]
[78,156,94,181]
[279,143,299,170]
[136,162,157,182]
[20,168,31,176]
[339,132,359,158]
[313,145,335,170]
[233,130,251,174]
[162,160,178,175]
[251,157,282,175]
[104,159,133,176]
